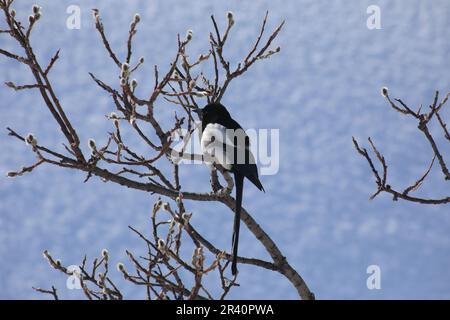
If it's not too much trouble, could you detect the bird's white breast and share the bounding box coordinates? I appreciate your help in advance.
[201,123,233,170]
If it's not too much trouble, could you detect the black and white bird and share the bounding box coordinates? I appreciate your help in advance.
[200,102,264,275]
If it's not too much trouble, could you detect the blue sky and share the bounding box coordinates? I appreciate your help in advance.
[1,0,449,299]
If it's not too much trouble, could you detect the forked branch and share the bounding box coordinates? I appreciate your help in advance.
[353,88,450,205]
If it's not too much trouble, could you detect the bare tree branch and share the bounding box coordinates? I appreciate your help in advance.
[32,286,58,300]
[1,4,314,300]
[354,88,450,205]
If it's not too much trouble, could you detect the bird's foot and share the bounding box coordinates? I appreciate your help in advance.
[211,187,232,197]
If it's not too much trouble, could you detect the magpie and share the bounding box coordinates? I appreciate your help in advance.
[200,102,264,275]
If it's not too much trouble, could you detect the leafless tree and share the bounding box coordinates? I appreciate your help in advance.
[0,1,314,300]
[353,87,450,204]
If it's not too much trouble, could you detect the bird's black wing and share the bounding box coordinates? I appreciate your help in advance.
[226,118,264,192]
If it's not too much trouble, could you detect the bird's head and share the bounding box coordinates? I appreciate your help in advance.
[200,102,230,124]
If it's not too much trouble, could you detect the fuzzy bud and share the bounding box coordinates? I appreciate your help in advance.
[381,87,389,98]
[32,5,40,15]
[130,79,138,90]
[139,56,145,64]
[120,77,127,87]
[121,63,130,71]
[25,133,37,147]
[88,138,96,151]
[182,212,192,224]
[162,202,170,211]
[157,238,165,251]
[34,12,41,20]
[227,11,234,26]
[109,112,118,119]
[28,15,34,24]
[186,29,193,41]
[168,219,176,230]
[133,13,140,24]
[155,199,163,211]
[117,262,125,272]
[6,171,18,178]
[10,9,16,18]
[129,115,136,126]
[101,249,109,258]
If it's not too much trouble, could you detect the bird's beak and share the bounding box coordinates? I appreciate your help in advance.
[194,108,203,119]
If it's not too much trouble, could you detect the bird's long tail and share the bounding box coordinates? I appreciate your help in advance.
[232,172,244,275]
